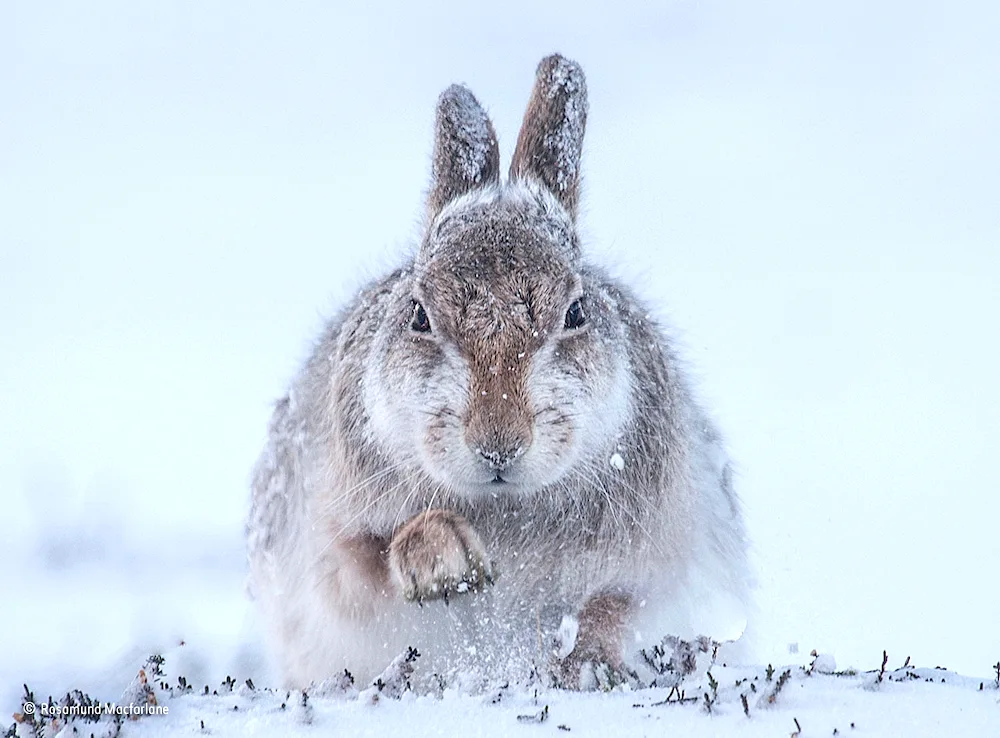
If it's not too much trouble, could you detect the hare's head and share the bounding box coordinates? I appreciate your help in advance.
[364,55,632,497]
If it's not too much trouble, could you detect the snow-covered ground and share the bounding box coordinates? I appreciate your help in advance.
[9,651,1000,737]
[2,0,999,734]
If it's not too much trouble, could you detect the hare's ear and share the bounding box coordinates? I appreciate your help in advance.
[509,54,588,220]
[426,85,501,220]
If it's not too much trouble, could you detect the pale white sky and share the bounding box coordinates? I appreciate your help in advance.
[2,0,998,700]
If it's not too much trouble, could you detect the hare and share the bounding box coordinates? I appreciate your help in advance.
[247,54,751,691]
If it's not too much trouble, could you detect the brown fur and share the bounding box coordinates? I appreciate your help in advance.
[417,203,581,470]
[388,509,492,603]
[554,591,634,687]
[510,55,588,219]
[427,85,500,219]
[317,532,392,620]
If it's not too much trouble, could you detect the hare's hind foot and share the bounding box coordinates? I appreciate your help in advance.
[552,590,635,690]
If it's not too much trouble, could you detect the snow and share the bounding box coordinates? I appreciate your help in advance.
[2,0,1000,735]
[555,616,580,660]
[609,452,625,470]
[8,653,1000,737]
[811,652,838,675]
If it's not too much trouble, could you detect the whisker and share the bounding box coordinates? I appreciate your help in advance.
[391,471,424,532]
[320,461,404,513]
[417,406,460,419]
[322,463,409,540]
[571,459,668,562]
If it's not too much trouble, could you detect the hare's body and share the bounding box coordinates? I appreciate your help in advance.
[248,56,750,689]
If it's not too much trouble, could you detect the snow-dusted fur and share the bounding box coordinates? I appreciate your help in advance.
[246,54,751,690]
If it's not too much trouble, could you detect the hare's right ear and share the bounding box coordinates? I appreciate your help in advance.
[426,85,501,221]
[509,54,588,220]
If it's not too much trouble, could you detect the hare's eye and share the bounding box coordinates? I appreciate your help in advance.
[564,299,586,329]
[411,301,432,333]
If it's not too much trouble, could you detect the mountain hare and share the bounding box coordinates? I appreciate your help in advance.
[247,54,751,690]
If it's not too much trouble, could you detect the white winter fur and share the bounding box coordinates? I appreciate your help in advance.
[247,55,751,689]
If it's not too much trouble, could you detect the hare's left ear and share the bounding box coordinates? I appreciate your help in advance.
[426,85,501,220]
[509,54,588,220]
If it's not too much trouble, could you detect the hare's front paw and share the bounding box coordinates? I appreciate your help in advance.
[388,509,494,604]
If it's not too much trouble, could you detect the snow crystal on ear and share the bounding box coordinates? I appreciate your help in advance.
[437,85,495,185]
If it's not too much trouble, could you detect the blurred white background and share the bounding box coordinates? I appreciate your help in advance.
[2,0,998,710]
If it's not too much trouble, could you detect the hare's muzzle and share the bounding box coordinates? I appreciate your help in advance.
[466,423,532,476]
[463,401,533,483]
[460,348,536,481]
[474,441,526,474]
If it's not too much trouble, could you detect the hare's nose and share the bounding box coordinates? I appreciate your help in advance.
[474,443,525,471]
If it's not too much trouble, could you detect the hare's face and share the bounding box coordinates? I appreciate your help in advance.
[367,191,631,496]
[362,55,624,496]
